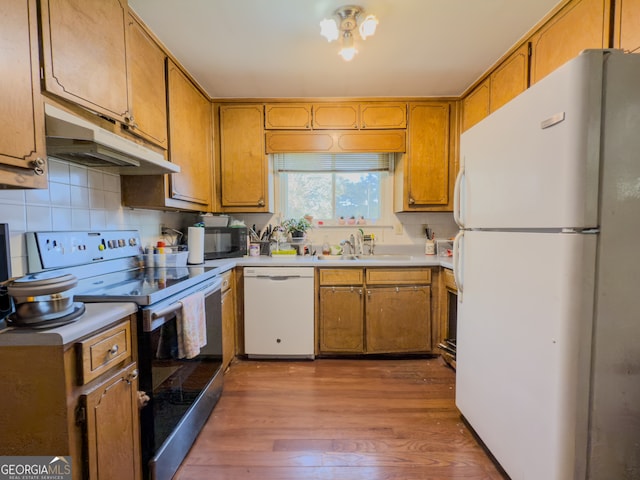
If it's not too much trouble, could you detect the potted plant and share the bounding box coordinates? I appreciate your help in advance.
[281,217,312,239]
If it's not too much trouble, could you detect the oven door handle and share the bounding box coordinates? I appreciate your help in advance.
[146,278,223,330]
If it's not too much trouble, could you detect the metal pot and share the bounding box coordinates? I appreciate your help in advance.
[5,272,78,325]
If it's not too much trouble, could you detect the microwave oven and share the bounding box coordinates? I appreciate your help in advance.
[203,227,247,260]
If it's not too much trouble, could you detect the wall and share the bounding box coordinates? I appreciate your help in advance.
[234,211,458,256]
[2,158,458,277]
[1,158,188,277]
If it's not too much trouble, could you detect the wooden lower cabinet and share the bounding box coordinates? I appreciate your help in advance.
[0,315,141,480]
[366,286,431,353]
[319,286,365,353]
[221,270,236,369]
[318,267,433,355]
[81,362,141,480]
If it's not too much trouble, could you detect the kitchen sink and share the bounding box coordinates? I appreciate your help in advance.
[316,254,413,261]
[317,254,359,261]
[360,254,413,261]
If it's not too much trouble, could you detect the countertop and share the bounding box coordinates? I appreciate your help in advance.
[0,302,138,346]
[203,254,454,271]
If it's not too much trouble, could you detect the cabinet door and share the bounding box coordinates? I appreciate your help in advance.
[403,103,451,207]
[265,104,311,129]
[462,78,490,132]
[221,287,235,369]
[0,0,47,188]
[312,103,359,129]
[319,287,364,353]
[220,104,269,210]
[360,103,407,129]
[167,60,212,209]
[81,362,141,480]
[39,0,130,122]
[489,43,530,113]
[126,13,168,148]
[530,0,610,84]
[614,0,640,52]
[366,286,431,353]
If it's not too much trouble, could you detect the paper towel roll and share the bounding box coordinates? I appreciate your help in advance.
[187,227,204,264]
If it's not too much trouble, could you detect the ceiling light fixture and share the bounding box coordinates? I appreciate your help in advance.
[320,5,378,62]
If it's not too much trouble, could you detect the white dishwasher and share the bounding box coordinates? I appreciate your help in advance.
[244,266,315,359]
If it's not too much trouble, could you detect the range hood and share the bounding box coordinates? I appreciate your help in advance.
[44,104,180,175]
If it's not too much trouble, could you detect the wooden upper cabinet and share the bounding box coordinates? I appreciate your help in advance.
[39,0,131,123]
[614,0,640,52]
[0,0,47,188]
[359,102,407,129]
[395,103,451,211]
[265,130,405,154]
[490,43,530,113]
[265,104,311,129]
[462,78,490,132]
[219,104,271,211]
[125,13,168,149]
[166,60,212,209]
[530,0,610,84]
[312,103,359,129]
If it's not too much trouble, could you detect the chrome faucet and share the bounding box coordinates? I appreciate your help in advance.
[340,238,354,255]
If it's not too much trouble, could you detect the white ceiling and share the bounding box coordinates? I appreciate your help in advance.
[128,0,563,99]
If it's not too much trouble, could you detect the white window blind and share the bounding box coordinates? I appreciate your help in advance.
[275,153,391,172]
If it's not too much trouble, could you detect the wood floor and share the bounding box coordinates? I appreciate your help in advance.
[174,358,508,480]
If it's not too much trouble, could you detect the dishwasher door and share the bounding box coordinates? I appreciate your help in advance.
[244,267,315,358]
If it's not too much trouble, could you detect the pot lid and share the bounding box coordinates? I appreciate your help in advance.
[7,272,78,296]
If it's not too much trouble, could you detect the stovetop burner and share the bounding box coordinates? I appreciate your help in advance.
[6,302,86,329]
[75,266,218,305]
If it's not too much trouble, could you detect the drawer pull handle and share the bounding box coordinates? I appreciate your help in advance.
[127,369,139,384]
[108,345,119,355]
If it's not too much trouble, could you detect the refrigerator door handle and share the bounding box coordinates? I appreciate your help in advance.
[453,165,465,228]
[453,230,464,301]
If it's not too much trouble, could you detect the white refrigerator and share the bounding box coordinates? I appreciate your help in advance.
[453,49,640,480]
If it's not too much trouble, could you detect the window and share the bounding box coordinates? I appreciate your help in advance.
[276,153,392,222]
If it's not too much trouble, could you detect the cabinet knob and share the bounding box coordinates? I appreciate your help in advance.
[408,197,416,205]
[108,344,119,355]
[258,198,265,207]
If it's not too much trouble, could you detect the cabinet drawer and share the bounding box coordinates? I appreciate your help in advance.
[365,268,431,285]
[78,320,132,385]
[319,268,364,286]
[443,268,457,291]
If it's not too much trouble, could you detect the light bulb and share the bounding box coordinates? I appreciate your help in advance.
[359,15,378,40]
[319,18,339,42]
[338,46,357,61]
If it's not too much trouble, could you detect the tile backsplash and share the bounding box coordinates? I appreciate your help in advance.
[2,159,186,277]
[2,159,458,276]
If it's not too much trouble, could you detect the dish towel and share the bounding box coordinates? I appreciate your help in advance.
[176,290,207,359]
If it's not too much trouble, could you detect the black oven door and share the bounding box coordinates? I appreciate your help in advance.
[138,277,223,480]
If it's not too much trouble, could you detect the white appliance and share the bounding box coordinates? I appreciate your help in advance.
[244,266,315,358]
[453,49,640,480]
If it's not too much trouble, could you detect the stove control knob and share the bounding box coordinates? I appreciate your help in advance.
[129,238,137,246]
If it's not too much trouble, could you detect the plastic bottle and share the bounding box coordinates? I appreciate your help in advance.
[321,236,331,255]
[156,241,166,267]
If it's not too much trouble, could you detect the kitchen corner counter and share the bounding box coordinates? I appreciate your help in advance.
[0,302,138,346]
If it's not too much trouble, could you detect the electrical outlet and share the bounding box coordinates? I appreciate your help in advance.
[394,222,403,235]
